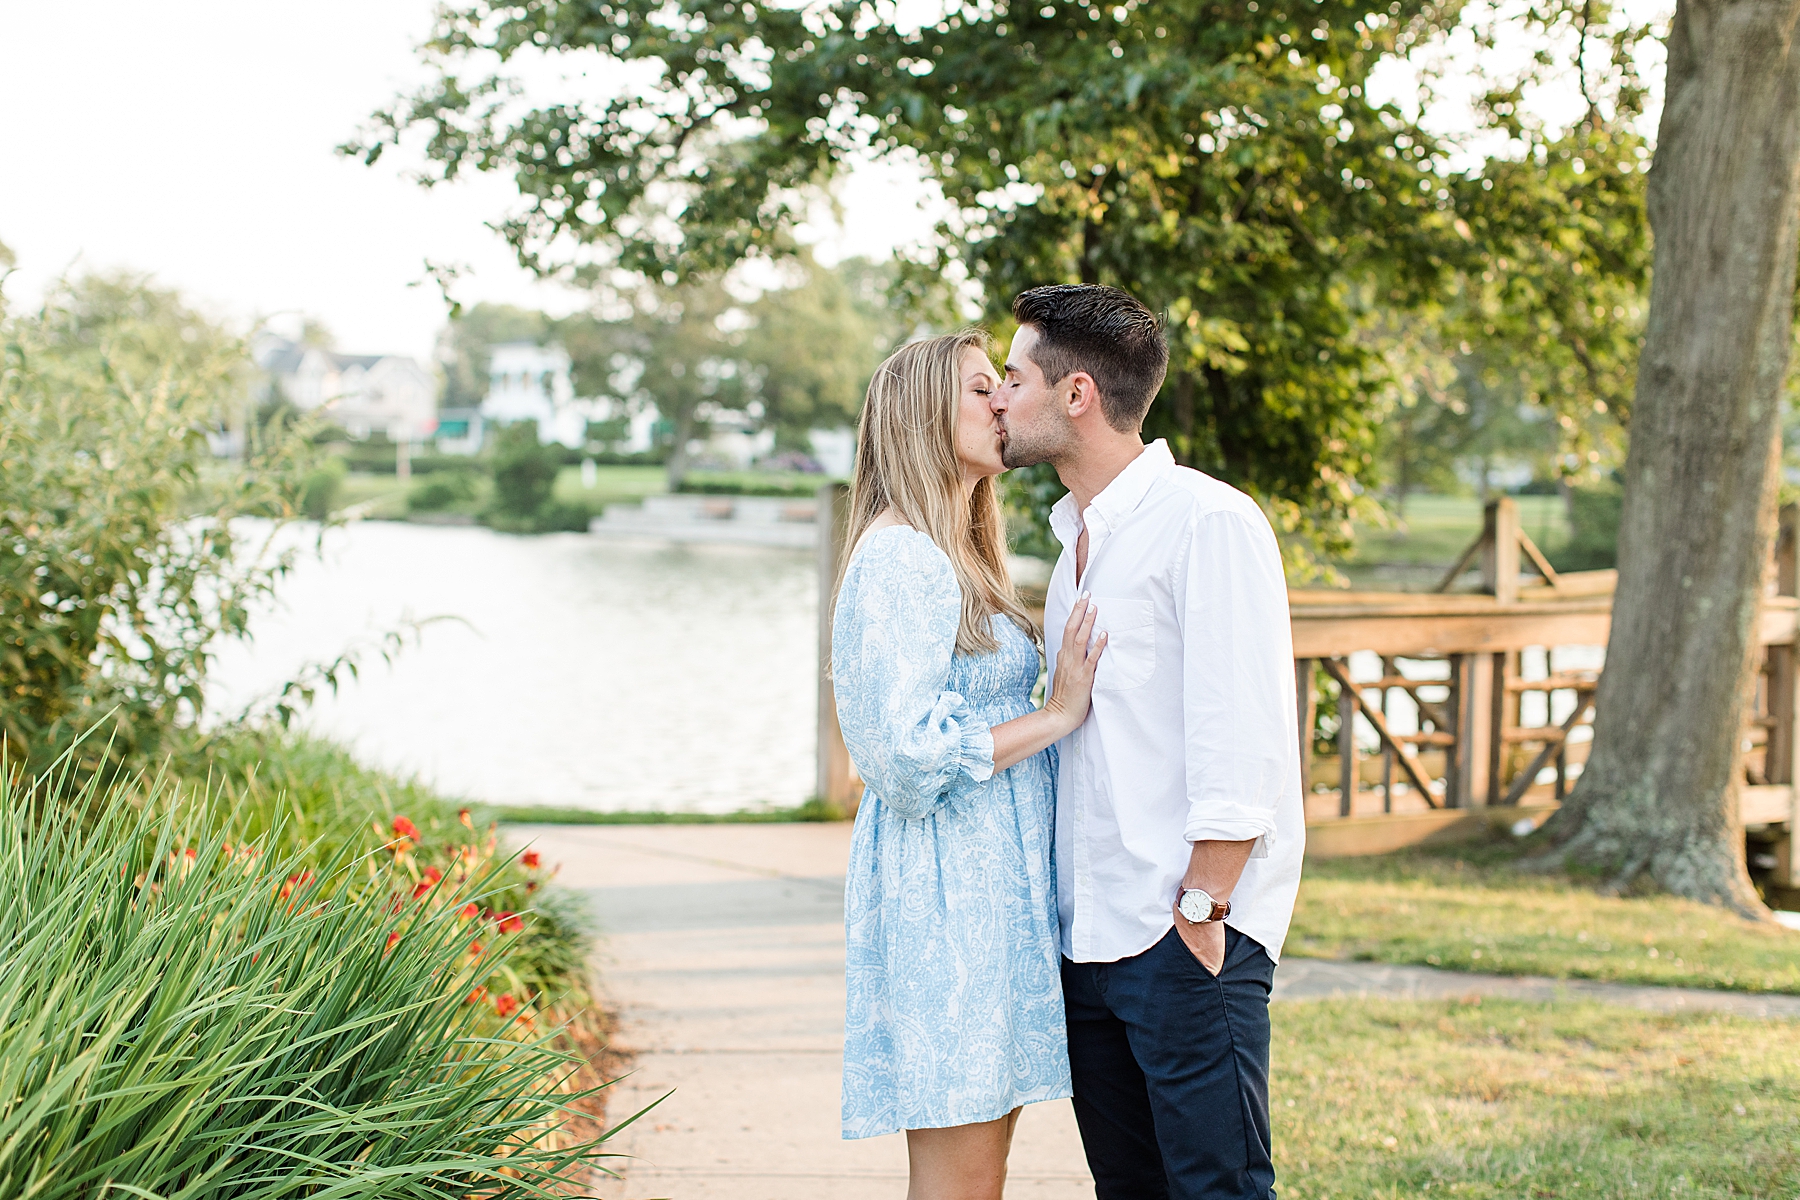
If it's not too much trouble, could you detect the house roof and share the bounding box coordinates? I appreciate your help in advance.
[257,338,416,378]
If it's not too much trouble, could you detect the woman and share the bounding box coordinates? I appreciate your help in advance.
[832,329,1106,1198]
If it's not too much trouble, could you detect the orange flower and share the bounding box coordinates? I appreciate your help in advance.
[385,931,401,954]
[392,816,420,840]
[422,866,444,884]
[458,808,473,829]
[466,986,488,1005]
[411,881,433,900]
[469,940,484,958]
[493,994,518,1018]
[520,850,541,870]
[495,911,524,935]
[278,871,314,901]
[459,902,479,920]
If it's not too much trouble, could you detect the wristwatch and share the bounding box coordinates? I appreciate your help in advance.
[1177,886,1231,925]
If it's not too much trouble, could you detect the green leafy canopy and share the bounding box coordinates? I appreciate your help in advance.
[350,0,1655,568]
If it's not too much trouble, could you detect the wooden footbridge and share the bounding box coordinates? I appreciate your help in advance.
[814,488,1800,884]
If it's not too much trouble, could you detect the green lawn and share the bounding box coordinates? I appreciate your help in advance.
[1273,998,1800,1198]
[1347,494,1570,570]
[336,471,413,519]
[1291,845,1800,993]
[552,464,667,517]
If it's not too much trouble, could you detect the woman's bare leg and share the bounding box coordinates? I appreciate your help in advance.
[905,1108,1023,1200]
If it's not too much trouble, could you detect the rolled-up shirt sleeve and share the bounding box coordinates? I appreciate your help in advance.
[1179,508,1297,851]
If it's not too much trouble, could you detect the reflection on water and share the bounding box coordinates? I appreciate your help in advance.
[208,521,818,813]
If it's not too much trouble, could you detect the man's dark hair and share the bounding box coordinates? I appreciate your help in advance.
[1011,285,1168,432]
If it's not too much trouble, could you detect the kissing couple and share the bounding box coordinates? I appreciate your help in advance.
[831,284,1306,1199]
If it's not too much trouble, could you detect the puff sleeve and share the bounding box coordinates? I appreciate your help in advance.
[831,529,995,820]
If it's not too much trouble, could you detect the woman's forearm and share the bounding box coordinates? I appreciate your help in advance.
[988,706,1076,774]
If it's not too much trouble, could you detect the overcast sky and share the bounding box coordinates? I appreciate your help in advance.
[0,0,939,363]
[1,1,1661,365]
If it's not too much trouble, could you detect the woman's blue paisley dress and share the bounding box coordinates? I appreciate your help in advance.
[833,526,1069,1140]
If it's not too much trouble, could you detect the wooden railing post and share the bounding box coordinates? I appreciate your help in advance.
[1774,502,1798,599]
[1767,504,1800,887]
[1337,669,1358,818]
[816,483,860,815]
[1446,653,1467,808]
[1481,498,1522,605]
[1487,651,1509,805]
[1295,659,1316,799]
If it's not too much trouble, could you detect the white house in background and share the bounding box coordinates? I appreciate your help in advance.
[256,336,437,441]
[482,341,612,448]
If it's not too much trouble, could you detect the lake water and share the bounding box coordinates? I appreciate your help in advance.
[207,521,819,814]
[207,520,1612,813]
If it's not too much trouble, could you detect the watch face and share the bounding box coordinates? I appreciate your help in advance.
[1179,889,1213,922]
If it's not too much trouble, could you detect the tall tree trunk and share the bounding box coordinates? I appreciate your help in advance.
[1542,0,1800,917]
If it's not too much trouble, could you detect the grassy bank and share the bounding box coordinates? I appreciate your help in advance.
[487,799,844,826]
[1272,997,1799,1198]
[1291,844,1800,993]
[330,463,825,526]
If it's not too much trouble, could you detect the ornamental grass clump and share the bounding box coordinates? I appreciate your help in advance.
[0,765,621,1198]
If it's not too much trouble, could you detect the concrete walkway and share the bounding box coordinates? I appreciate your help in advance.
[516,821,1799,1200]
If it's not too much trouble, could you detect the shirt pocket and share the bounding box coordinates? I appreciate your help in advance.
[1090,596,1156,692]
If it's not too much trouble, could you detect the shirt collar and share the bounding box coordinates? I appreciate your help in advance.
[1048,439,1173,549]
[1090,440,1173,532]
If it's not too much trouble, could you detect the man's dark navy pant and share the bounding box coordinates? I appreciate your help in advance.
[1061,925,1276,1200]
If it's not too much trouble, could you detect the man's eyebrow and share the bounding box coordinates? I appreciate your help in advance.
[1002,359,1020,374]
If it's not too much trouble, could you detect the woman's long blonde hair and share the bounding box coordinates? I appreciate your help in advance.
[837,329,1038,656]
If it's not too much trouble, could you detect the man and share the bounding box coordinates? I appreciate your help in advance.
[991,284,1304,1200]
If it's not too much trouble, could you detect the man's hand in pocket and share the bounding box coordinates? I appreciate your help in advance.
[1172,906,1226,976]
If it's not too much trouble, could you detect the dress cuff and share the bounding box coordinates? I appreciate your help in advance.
[934,690,995,783]
[959,721,996,783]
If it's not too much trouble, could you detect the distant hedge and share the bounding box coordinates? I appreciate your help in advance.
[328,442,669,473]
[676,473,831,498]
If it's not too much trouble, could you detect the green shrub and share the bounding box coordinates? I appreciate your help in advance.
[488,421,560,519]
[0,765,618,1197]
[483,423,594,531]
[407,467,480,513]
[0,274,322,779]
[301,456,347,519]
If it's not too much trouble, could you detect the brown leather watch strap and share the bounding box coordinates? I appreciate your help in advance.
[1179,888,1232,923]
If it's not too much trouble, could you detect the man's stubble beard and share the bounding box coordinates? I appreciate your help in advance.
[999,408,1077,470]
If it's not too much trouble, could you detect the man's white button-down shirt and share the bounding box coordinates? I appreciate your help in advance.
[1045,440,1305,964]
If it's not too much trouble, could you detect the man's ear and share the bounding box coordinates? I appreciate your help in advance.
[1066,372,1104,421]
